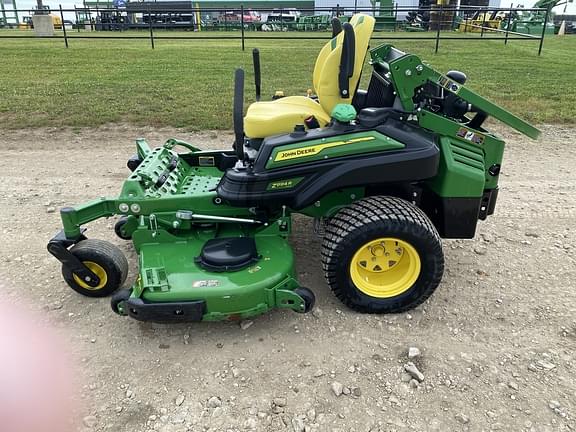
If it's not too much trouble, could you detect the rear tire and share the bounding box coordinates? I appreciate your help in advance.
[321,196,444,314]
[62,239,129,298]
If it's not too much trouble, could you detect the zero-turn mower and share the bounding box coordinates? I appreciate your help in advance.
[48,14,540,322]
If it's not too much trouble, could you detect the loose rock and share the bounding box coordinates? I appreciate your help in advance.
[408,347,421,359]
[175,394,185,406]
[400,372,412,383]
[291,416,305,432]
[207,396,222,408]
[536,360,556,370]
[455,413,470,424]
[240,320,254,330]
[273,397,287,407]
[331,381,344,396]
[312,307,323,318]
[404,362,424,382]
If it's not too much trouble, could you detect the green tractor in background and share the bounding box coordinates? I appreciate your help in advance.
[48,14,539,323]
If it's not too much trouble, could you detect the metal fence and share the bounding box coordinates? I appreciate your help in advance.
[0,4,552,55]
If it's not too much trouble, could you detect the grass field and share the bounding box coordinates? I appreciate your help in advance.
[0,30,574,129]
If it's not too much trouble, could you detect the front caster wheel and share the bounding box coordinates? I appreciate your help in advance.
[114,216,132,240]
[111,288,132,314]
[294,287,315,313]
[127,154,143,172]
[62,239,128,298]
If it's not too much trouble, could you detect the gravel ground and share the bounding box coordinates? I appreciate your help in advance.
[0,123,575,432]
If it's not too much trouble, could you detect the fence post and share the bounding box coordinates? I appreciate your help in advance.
[85,0,93,31]
[504,2,512,45]
[191,4,194,32]
[435,4,442,54]
[241,5,245,51]
[538,7,549,56]
[59,4,69,48]
[74,6,80,32]
[354,0,357,14]
[480,7,486,37]
[148,8,155,49]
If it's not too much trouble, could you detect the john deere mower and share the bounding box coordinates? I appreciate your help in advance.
[48,14,540,322]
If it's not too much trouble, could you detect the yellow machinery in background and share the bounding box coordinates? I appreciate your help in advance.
[18,14,61,29]
[459,10,507,32]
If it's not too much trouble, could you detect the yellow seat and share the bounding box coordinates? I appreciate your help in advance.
[243,96,331,138]
[244,14,375,139]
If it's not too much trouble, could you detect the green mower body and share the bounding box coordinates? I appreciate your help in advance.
[48,32,539,322]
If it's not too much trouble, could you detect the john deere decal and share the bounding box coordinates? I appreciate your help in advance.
[275,137,375,162]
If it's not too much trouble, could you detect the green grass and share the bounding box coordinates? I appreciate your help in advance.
[0,30,574,129]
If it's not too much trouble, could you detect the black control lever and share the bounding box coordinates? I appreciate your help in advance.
[233,68,245,161]
[252,48,261,102]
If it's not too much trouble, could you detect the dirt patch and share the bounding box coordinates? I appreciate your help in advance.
[0,123,575,432]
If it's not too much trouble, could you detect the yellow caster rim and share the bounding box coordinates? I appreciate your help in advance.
[73,261,108,290]
[349,238,421,298]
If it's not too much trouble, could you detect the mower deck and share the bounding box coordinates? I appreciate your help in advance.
[124,231,301,321]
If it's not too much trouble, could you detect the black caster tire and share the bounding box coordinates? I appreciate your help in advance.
[294,287,315,313]
[127,154,143,172]
[62,239,129,298]
[114,216,132,240]
[111,288,132,314]
[322,196,444,314]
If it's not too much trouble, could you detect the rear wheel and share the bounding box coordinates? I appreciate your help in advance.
[62,239,128,298]
[322,196,444,314]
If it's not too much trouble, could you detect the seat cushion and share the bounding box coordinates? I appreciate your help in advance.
[244,96,331,138]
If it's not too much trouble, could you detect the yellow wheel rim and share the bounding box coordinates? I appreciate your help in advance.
[349,238,421,298]
[72,261,108,290]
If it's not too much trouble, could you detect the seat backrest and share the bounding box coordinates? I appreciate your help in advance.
[312,14,375,116]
